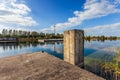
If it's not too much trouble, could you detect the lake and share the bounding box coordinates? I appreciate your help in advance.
[0,40,120,80]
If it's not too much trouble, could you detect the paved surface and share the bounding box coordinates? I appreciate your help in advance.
[0,52,105,80]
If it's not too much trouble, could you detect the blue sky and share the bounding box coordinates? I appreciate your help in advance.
[0,0,120,36]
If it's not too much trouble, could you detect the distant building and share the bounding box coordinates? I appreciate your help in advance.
[0,38,18,42]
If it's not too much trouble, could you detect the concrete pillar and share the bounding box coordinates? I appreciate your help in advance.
[64,29,84,68]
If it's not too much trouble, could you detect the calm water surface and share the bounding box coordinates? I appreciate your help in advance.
[0,40,120,79]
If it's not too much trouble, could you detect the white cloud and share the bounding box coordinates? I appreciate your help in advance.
[0,0,37,26]
[84,22,120,36]
[41,0,120,32]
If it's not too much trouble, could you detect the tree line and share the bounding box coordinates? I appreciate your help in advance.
[0,29,63,39]
[0,29,118,40]
[85,35,117,42]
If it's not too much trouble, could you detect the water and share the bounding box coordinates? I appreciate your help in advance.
[0,42,63,59]
[84,40,120,80]
[0,40,120,79]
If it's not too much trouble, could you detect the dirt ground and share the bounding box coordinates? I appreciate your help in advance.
[0,52,105,80]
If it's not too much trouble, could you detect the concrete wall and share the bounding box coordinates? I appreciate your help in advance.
[64,30,84,68]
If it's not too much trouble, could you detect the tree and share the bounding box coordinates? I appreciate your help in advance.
[13,30,16,37]
[27,31,30,38]
[9,29,12,37]
[31,31,39,38]
[2,29,6,37]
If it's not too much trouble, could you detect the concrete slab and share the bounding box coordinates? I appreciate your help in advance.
[0,52,104,80]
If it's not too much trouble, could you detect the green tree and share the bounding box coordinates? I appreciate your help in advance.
[31,31,39,38]
[9,29,12,37]
[2,29,6,37]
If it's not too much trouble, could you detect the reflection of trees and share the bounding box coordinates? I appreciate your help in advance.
[0,42,32,50]
[19,42,33,48]
[39,42,45,45]
[0,43,18,50]
[0,42,63,55]
[3,44,6,51]
[9,45,12,50]
[19,44,23,49]
[31,42,38,47]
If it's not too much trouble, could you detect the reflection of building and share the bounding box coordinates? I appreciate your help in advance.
[52,43,63,54]
[40,42,63,54]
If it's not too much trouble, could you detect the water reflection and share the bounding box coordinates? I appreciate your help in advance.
[84,46,120,80]
[0,40,120,80]
[102,49,120,80]
[0,42,63,58]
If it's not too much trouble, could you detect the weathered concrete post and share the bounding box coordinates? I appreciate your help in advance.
[64,29,84,68]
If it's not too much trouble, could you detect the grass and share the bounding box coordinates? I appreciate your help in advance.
[102,48,120,79]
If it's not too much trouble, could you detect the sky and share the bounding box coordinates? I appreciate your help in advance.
[0,0,120,36]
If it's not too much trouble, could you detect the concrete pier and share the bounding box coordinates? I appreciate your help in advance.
[64,30,84,67]
[0,52,104,80]
[38,39,63,42]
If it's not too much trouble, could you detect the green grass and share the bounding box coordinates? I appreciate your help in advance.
[102,49,120,79]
